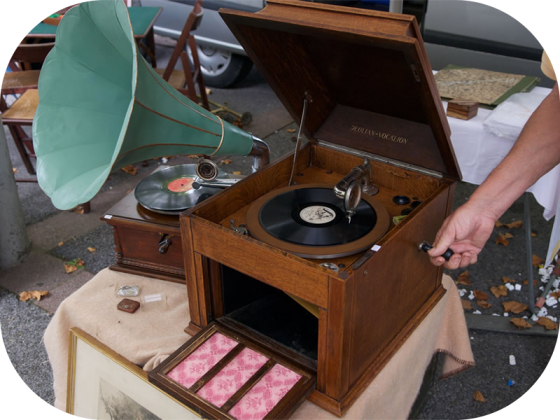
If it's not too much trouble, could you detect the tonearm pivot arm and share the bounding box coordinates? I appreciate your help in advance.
[334,158,379,222]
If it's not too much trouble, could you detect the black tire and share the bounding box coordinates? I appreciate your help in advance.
[189,44,253,88]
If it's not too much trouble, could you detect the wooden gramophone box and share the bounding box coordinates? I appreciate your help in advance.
[179,0,461,416]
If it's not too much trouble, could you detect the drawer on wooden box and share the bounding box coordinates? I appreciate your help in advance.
[149,321,316,419]
[102,192,184,283]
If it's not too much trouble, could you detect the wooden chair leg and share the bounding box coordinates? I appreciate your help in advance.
[82,201,91,214]
[5,123,36,175]
[180,51,198,104]
[188,36,210,111]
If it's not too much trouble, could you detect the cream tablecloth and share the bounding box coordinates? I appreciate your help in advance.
[44,268,474,419]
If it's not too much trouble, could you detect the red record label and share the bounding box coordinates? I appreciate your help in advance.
[167,177,195,193]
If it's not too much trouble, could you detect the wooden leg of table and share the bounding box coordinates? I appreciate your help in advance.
[147,28,157,68]
[5,123,36,175]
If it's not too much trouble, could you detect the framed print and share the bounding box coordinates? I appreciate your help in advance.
[67,327,200,419]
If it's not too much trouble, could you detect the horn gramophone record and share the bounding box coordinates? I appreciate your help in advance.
[246,184,390,259]
[135,164,228,215]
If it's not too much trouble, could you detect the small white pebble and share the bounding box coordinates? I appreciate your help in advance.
[473,310,481,315]
[537,307,548,317]
[554,305,558,309]
[509,355,516,366]
[468,291,475,300]
[522,316,528,319]
[539,286,544,291]
[532,314,540,322]
[109,186,113,190]
[161,157,168,163]
[515,284,522,291]
[492,313,500,317]
[505,283,515,291]
[546,297,558,307]
[458,289,467,297]
[503,312,509,317]
[470,337,474,340]
[553,279,560,288]
[546,315,558,322]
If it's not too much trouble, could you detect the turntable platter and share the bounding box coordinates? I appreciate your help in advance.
[246,184,390,259]
[134,164,228,215]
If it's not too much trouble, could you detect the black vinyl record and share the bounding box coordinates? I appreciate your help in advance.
[134,164,228,214]
[258,187,376,247]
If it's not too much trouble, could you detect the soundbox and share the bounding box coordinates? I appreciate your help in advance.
[32,0,267,210]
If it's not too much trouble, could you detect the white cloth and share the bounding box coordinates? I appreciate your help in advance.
[44,269,474,418]
[445,86,559,220]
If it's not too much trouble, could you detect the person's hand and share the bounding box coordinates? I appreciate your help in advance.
[428,203,497,269]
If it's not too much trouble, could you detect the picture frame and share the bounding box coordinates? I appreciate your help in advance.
[67,327,200,419]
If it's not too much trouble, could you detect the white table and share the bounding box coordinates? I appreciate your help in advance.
[444,86,559,220]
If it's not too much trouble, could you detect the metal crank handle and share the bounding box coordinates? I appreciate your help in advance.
[418,241,454,261]
[158,237,172,254]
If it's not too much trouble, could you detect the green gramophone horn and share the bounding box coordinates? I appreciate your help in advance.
[33,0,266,210]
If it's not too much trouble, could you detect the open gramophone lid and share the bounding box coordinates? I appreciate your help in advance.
[134,164,228,215]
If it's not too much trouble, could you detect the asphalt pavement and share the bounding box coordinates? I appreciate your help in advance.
[1,38,558,420]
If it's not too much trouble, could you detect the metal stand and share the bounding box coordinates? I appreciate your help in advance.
[465,192,558,336]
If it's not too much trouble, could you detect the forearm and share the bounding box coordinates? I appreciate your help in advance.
[466,84,560,221]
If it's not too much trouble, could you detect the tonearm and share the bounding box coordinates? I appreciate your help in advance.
[334,158,379,222]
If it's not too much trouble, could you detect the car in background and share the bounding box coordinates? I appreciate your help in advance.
[141,0,546,88]
[140,0,265,87]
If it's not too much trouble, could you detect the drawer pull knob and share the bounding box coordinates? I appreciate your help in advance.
[418,241,454,261]
[158,236,172,254]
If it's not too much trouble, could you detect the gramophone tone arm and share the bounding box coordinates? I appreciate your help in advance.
[248,136,270,173]
[334,158,378,200]
[192,179,241,189]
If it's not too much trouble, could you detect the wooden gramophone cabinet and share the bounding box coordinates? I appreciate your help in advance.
[180,0,461,416]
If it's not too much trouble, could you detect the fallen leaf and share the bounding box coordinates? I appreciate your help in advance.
[522,279,538,286]
[473,391,486,402]
[64,258,85,273]
[126,189,132,195]
[13,167,18,173]
[461,299,473,310]
[87,247,96,253]
[221,159,232,165]
[19,291,49,302]
[457,271,470,286]
[510,318,532,329]
[57,241,64,247]
[494,234,509,246]
[537,317,559,330]
[504,233,514,239]
[490,285,508,298]
[495,221,503,228]
[532,254,545,267]
[64,263,77,274]
[502,276,515,284]
[73,205,85,214]
[505,220,523,229]
[232,171,241,175]
[286,128,296,133]
[551,291,560,299]
[502,301,528,314]
[121,164,138,175]
[477,300,492,309]
[205,87,212,95]
[531,232,537,237]
[474,290,488,300]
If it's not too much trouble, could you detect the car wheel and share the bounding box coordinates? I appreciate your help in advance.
[189,44,253,88]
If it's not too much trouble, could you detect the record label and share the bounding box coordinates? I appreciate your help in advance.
[299,205,336,224]
[167,177,195,193]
